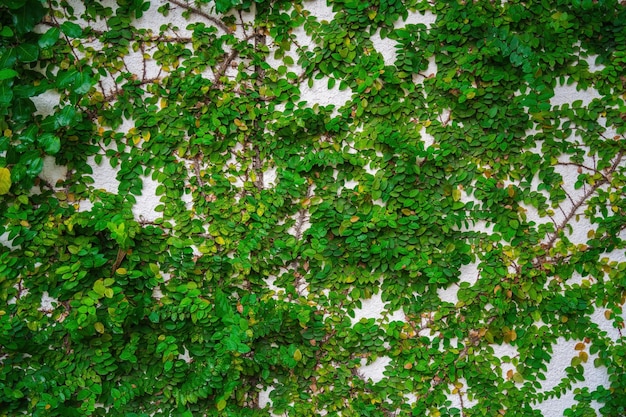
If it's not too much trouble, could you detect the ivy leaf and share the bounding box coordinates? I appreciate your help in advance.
[0,82,12,105]
[0,167,11,195]
[215,0,239,13]
[0,27,14,37]
[73,72,93,94]
[15,43,39,63]
[26,155,43,177]
[11,0,46,35]
[55,106,76,127]
[60,21,83,38]
[0,48,17,69]
[0,69,18,81]
[38,27,60,48]
[11,98,35,122]
[38,133,61,155]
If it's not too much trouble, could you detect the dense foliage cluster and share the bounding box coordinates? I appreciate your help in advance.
[1,0,626,415]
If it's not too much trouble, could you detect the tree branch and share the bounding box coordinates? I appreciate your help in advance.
[546,151,624,248]
[169,0,233,34]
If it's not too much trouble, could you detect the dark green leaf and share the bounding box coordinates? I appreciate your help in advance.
[0,69,18,81]
[15,43,39,63]
[11,0,46,35]
[26,155,43,177]
[38,27,60,48]
[60,21,83,38]
[38,133,61,155]
[0,82,13,105]
[11,98,35,122]
[0,49,17,69]
[55,106,76,127]
[0,27,14,37]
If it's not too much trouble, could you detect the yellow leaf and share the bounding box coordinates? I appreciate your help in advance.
[507,185,515,198]
[574,342,585,351]
[579,351,589,363]
[452,189,461,202]
[116,268,127,275]
[94,322,105,333]
[215,236,225,245]
[0,167,11,195]
[504,329,517,343]
[142,131,151,142]
[350,216,359,223]
[216,399,227,411]
[293,348,302,361]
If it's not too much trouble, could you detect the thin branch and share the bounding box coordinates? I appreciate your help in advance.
[169,0,233,34]
[557,161,610,183]
[101,77,160,102]
[546,151,624,248]
[214,32,259,84]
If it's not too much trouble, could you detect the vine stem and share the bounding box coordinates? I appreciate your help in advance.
[168,0,233,34]
[545,151,624,248]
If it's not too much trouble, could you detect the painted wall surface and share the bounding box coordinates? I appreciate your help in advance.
[2,0,626,416]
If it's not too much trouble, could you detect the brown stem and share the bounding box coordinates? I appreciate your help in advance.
[545,151,624,248]
[169,0,233,34]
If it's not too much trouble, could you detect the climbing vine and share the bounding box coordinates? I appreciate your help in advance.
[1,0,625,416]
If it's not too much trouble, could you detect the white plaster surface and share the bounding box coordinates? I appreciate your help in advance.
[351,291,404,324]
[359,355,391,384]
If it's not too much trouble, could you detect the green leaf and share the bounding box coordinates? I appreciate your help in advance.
[215,0,240,13]
[38,27,60,48]
[55,106,76,127]
[0,27,14,37]
[38,133,61,155]
[15,43,39,63]
[12,98,35,122]
[26,157,43,177]
[57,69,78,89]
[0,69,18,81]
[0,49,17,69]
[0,167,11,195]
[61,21,83,38]
[0,82,13,105]
[73,72,93,94]
[11,0,46,35]
[77,389,91,401]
